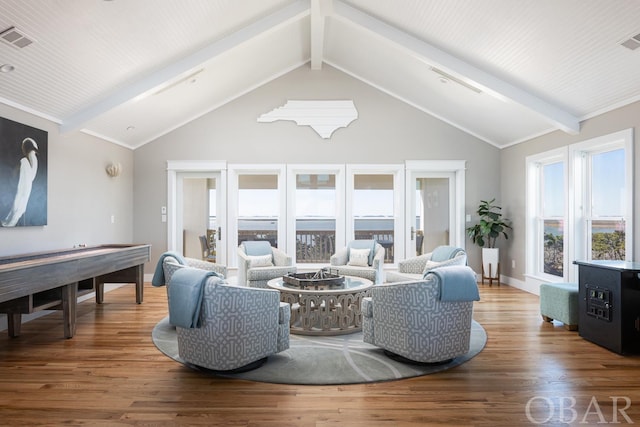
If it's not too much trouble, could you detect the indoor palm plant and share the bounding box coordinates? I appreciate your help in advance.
[466,198,511,279]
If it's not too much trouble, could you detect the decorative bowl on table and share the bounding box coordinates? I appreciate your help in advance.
[282,268,345,289]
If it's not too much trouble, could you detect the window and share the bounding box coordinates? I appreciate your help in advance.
[288,165,345,265]
[586,149,626,260]
[237,174,279,246]
[541,162,565,277]
[169,161,464,269]
[227,165,286,266]
[526,129,633,285]
[348,168,403,264]
[527,149,567,282]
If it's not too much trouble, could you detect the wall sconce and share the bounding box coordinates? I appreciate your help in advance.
[106,162,122,178]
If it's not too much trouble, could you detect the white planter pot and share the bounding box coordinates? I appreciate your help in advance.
[482,248,500,279]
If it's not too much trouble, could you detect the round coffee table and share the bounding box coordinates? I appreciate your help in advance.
[267,275,373,336]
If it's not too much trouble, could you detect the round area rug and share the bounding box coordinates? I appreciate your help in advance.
[152,316,487,385]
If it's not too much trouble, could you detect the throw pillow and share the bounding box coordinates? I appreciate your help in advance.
[422,260,442,274]
[348,240,376,265]
[348,248,371,267]
[248,254,273,268]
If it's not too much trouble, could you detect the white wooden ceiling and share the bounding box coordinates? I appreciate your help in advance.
[1,0,639,149]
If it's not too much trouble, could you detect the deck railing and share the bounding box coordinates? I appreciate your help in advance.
[238,229,395,263]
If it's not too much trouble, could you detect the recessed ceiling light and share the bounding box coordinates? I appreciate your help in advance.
[0,64,15,73]
[126,126,135,131]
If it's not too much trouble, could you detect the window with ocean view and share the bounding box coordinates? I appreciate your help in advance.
[295,174,336,263]
[542,162,564,277]
[588,148,626,260]
[526,129,632,285]
[353,174,395,263]
[237,174,279,246]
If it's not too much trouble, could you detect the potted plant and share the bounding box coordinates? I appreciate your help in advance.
[466,198,512,280]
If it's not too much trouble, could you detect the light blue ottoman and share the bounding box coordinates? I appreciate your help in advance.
[540,282,579,331]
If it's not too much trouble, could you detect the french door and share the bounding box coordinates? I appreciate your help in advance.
[405,161,466,258]
[167,161,227,265]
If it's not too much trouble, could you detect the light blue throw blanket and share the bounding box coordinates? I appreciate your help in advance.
[152,251,186,287]
[426,266,480,302]
[168,267,219,329]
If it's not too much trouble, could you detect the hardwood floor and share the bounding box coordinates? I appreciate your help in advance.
[1,282,639,426]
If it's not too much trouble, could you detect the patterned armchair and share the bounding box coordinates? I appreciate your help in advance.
[329,240,385,284]
[362,266,479,363]
[162,259,290,372]
[237,241,296,288]
[385,245,467,283]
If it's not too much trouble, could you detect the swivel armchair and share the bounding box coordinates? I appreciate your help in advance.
[362,265,479,363]
[329,240,385,284]
[237,241,296,288]
[385,245,467,283]
[162,258,290,372]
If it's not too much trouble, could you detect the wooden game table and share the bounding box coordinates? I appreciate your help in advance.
[0,244,150,338]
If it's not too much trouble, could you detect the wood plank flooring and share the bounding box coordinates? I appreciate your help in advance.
[1,282,639,426]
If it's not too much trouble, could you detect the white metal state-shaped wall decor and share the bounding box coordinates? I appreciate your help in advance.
[257,100,358,139]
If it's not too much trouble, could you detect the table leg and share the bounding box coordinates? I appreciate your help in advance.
[135,265,144,304]
[61,283,78,339]
[7,312,21,337]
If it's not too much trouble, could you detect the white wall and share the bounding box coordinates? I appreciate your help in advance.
[133,64,501,273]
[500,100,640,290]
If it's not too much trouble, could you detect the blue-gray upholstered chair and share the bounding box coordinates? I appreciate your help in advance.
[385,245,467,283]
[237,241,296,288]
[362,265,479,363]
[329,240,385,284]
[162,259,290,372]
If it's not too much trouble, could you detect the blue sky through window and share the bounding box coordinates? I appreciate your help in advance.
[592,149,625,217]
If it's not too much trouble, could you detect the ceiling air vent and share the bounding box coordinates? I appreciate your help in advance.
[620,33,640,50]
[0,26,34,49]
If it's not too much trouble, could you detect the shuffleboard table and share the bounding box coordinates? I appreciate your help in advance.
[0,244,150,339]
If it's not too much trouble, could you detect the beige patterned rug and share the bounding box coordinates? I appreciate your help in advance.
[152,316,486,385]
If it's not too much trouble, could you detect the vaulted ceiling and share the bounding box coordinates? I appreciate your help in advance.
[1,0,640,149]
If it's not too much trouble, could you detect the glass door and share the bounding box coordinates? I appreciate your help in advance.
[167,161,227,265]
[405,161,466,258]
